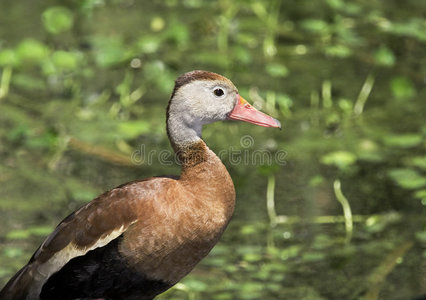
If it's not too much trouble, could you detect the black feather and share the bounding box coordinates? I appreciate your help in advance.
[40,235,171,300]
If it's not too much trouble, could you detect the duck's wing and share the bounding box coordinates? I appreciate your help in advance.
[0,178,172,300]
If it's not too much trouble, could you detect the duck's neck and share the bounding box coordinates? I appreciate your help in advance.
[167,114,218,171]
[167,111,203,154]
[175,140,211,170]
[167,111,236,229]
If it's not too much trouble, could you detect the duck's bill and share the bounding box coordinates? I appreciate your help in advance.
[227,95,281,128]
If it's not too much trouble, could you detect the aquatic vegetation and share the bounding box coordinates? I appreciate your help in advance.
[0,0,425,299]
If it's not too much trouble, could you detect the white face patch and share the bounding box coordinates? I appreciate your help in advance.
[177,81,237,123]
[167,79,238,146]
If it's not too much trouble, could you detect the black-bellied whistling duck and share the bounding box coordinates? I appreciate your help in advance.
[0,70,281,300]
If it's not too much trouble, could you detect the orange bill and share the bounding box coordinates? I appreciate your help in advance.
[227,95,281,128]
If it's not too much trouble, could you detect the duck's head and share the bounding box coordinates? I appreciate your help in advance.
[167,70,281,147]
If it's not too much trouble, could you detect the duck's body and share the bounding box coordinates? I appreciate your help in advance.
[0,71,280,300]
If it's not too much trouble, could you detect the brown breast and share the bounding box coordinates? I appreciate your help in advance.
[120,140,235,284]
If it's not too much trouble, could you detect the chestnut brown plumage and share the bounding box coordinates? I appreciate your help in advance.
[0,70,280,300]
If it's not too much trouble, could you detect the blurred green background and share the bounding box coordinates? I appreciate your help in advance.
[0,0,425,299]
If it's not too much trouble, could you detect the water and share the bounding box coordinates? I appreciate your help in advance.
[0,0,425,299]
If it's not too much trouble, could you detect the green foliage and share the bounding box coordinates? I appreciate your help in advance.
[6,226,53,240]
[92,36,131,68]
[374,46,395,67]
[383,133,422,148]
[301,19,330,34]
[0,0,425,299]
[51,51,80,70]
[387,169,426,190]
[42,6,74,34]
[321,151,357,171]
[0,49,19,67]
[265,62,289,78]
[390,76,416,100]
[16,39,49,64]
[382,18,426,41]
[117,120,151,139]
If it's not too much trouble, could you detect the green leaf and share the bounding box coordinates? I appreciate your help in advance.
[42,6,74,34]
[301,19,330,34]
[404,156,426,170]
[232,46,252,64]
[320,151,357,170]
[137,36,161,54]
[279,245,302,260]
[143,61,175,93]
[118,121,151,139]
[415,231,426,243]
[16,39,49,63]
[239,282,264,299]
[302,251,326,262]
[388,168,426,190]
[338,98,353,112]
[240,224,260,235]
[374,46,395,67]
[93,36,132,68]
[164,20,189,47]
[309,175,325,187]
[51,50,80,70]
[385,18,426,41]
[243,252,262,262]
[326,0,344,10]
[324,44,353,58]
[383,134,422,148]
[390,76,416,99]
[3,247,24,258]
[180,278,208,292]
[0,49,20,67]
[265,63,289,78]
[414,189,426,201]
[6,229,31,240]
[12,73,46,90]
[28,226,53,236]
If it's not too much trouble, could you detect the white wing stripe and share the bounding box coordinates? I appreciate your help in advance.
[27,225,128,299]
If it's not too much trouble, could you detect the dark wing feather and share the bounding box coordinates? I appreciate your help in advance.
[0,179,154,300]
[40,235,171,300]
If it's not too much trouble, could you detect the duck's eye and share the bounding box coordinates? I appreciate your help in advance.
[213,88,225,97]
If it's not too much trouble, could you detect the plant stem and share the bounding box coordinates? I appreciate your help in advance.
[266,174,277,227]
[364,240,413,300]
[265,213,409,225]
[354,73,375,116]
[322,80,332,108]
[0,66,12,100]
[266,91,277,115]
[310,90,320,126]
[334,179,353,244]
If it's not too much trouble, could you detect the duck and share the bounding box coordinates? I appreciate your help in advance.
[0,70,281,300]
